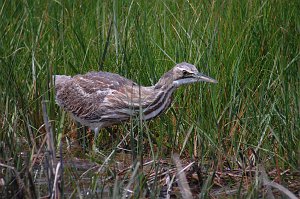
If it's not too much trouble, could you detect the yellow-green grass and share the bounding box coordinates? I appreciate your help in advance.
[0,0,299,198]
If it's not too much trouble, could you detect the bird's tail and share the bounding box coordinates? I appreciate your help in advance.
[53,75,71,86]
[53,75,71,106]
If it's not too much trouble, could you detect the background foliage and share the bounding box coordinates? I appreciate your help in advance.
[0,0,299,197]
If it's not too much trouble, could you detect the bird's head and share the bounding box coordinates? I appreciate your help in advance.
[155,62,217,89]
[171,62,218,87]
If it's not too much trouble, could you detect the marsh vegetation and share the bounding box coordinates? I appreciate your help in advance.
[0,0,299,198]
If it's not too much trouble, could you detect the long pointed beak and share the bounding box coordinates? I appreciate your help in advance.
[173,72,218,87]
[195,73,218,83]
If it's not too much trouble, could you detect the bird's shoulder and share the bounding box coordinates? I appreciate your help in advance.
[68,72,137,98]
[73,71,137,93]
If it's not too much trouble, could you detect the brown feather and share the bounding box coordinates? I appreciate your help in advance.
[54,62,217,131]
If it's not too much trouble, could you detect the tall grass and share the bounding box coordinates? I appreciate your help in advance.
[1,0,299,198]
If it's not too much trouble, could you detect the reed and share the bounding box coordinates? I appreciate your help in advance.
[0,0,299,197]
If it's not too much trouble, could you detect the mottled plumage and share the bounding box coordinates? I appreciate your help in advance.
[54,62,217,136]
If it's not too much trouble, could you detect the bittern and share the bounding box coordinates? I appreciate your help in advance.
[54,62,217,137]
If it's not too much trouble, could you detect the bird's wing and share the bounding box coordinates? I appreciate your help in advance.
[76,71,137,91]
[55,72,138,123]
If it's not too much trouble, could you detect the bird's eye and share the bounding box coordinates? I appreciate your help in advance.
[183,70,189,76]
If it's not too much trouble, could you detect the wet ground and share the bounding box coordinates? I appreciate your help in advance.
[2,151,299,198]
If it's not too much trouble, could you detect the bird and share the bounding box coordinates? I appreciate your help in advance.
[54,62,217,137]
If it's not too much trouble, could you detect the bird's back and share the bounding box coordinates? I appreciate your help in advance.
[54,62,217,131]
[54,72,138,128]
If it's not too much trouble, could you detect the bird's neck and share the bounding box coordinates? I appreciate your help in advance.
[154,69,174,89]
[125,71,176,120]
[129,69,175,105]
[131,76,175,120]
[130,84,174,106]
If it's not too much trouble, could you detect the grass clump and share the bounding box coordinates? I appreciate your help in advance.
[0,0,299,198]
